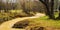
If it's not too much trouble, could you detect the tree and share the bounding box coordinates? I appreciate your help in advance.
[39,0,55,19]
[56,2,60,19]
[50,0,55,19]
[21,0,47,16]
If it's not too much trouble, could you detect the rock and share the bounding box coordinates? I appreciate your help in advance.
[12,20,29,29]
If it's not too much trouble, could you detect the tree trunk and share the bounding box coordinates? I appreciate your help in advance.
[39,0,50,15]
[45,0,51,16]
[58,1,60,18]
[49,0,55,19]
[56,6,60,19]
[39,0,55,19]
[59,11,60,18]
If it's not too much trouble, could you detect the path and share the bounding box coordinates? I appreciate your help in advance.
[0,13,45,30]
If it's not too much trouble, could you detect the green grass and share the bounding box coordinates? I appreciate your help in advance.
[39,16,60,27]
[0,10,27,24]
[54,12,59,18]
[0,10,36,24]
[29,16,60,28]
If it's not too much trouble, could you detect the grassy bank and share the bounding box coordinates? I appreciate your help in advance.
[0,10,36,24]
[28,16,60,29]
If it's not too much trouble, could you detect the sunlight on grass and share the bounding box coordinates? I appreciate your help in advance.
[0,10,27,24]
[9,10,23,13]
[29,16,60,28]
[54,12,59,18]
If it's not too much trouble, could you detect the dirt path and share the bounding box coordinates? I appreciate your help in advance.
[0,13,45,30]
